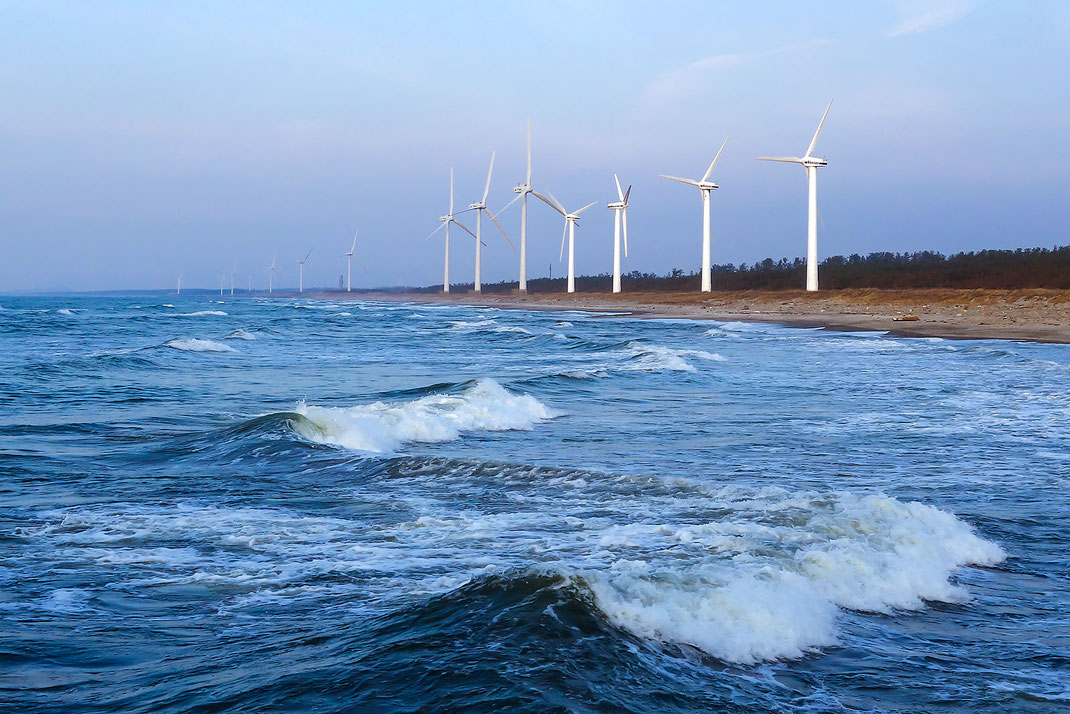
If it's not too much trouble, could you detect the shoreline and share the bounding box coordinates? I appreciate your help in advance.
[299,289,1070,344]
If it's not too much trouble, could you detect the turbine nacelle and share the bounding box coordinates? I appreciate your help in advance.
[468,202,486,210]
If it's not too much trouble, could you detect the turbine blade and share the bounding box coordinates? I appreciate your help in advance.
[350,229,358,253]
[576,201,597,215]
[356,256,366,271]
[623,185,631,205]
[426,222,447,240]
[805,98,834,158]
[452,218,477,239]
[756,156,804,163]
[702,137,729,182]
[622,207,629,258]
[495,192,521,216]
[304,248,313,262]
[544,190,567,215]
[485,208,515,249]
[614,173,624,202]
[533,191,565,215]
[525,119,532,184]
[482,150,495,204]
[659,174,701,186]
[559,220,567,261]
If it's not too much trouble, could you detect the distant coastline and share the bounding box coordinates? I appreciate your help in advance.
[304,288,1070,344]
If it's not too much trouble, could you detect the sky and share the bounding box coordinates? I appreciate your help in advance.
[1,0,1069,292]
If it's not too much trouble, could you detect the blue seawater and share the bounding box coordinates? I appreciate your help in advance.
[0,296,1067,712]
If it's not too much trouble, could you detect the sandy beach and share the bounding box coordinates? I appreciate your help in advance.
[306,288,1070,343]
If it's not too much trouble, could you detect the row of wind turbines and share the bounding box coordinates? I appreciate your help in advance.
[175,99,833,297]
[429,98,834,295]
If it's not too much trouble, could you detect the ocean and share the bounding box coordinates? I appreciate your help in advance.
[1,295,1067,712]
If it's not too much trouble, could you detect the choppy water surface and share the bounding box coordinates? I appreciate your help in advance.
[1,296,1067,712]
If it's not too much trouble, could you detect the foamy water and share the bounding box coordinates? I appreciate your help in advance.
[2,295,1067,711]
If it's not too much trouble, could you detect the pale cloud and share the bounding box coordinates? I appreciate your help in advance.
[639,40,830,111]
[888,0,977,37]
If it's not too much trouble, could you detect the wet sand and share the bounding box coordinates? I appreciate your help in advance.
[305,288,1070,344]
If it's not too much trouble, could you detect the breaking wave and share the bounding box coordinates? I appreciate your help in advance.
[173,310,228,317]
[291,378,560,452]
[163,338,237,353]
[224,328,258,341]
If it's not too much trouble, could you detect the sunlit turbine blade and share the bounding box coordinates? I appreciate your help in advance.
[350,229,358,254]
[485,208,515,249]
[614,173,624,202]
[659,174,701,186]
[482,150,495,204]
[495,193,521,216]
[303,248,313,263]
[533,191,564,216]
[559,220,567,261]
[702,137,730,182]
[756,156,804,163]
[525,119,532,184]
[623,185,631,206]
[576,201,597,215]
[452,218,477,239]
[426,222,447,240]
[805,98,834,158]
[543,190,567,215]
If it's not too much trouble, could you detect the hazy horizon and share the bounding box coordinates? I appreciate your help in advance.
[3,1,1069,293]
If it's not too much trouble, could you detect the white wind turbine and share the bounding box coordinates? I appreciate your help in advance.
[465,151,514,293]
[534,191,597,294]
[218,272,225,296]
[230,262,236,296]
[268,253,277,294]
[494,120,535,293]
[297,248,313,293]
[344,230,362,292]
[426,167,476,293]
[757,99,833,291]
[659,137,729,292]
[176,274,182,295]
[607,175,632,293]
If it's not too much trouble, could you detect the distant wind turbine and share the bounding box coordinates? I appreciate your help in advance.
[268,253,277,294]
[218,272,225,296]
[230,262,236,296]
[757,99,833,291]
[534,191,597,294]
[659,137,729,292]
[177,274,182,295]
[607,174,632,293]
[344,230,363,292]
[427,167,475,293]
[494,120,535,293]
[297,248,313,293]
[465,151,514,293]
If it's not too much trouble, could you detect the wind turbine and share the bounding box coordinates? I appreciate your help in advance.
[268,253,277,294]
[659,137,729,292]
[218,272,225,296]
[607,174,632,293]
[297,248,313,293]
[230,262,236,296]
[494,120,534,293]
[176,274,182,295]
[427,167,475,293]
[534,191,597,294]
[465,151,514,292]
[344,230,360,292]
[757,99,833,292]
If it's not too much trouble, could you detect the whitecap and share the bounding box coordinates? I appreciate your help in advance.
[293,378,560,452]
[622,342,727,372]
[223,328,257,341]
[164,338,236,353]
[174,310,228,317]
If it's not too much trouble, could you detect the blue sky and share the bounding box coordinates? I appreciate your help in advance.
[1,1,1069,292]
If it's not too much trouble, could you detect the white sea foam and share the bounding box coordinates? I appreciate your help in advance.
[57,308,76,316]
[175,310,228,317]
[492,325,532,335]
[164,338,236,353]
[447,319,497,329]
[623,342,727,372]
[223,328,258,341]
[162,304,175,308]
[293,378,560,452]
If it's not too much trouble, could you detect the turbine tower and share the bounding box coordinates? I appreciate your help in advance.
[659,137,729,292]
[535,191,596,294]
[268,253,277,294]
[607,174,632,293]
[496,120,533,293]
[176,274,182,295]
[297,248,313,293]
[466,151,514,293]
[344,231,358,292]
[230,262,236,296]
[426,167,475,293]
[757,99,833,292]
[218,272,225,296]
